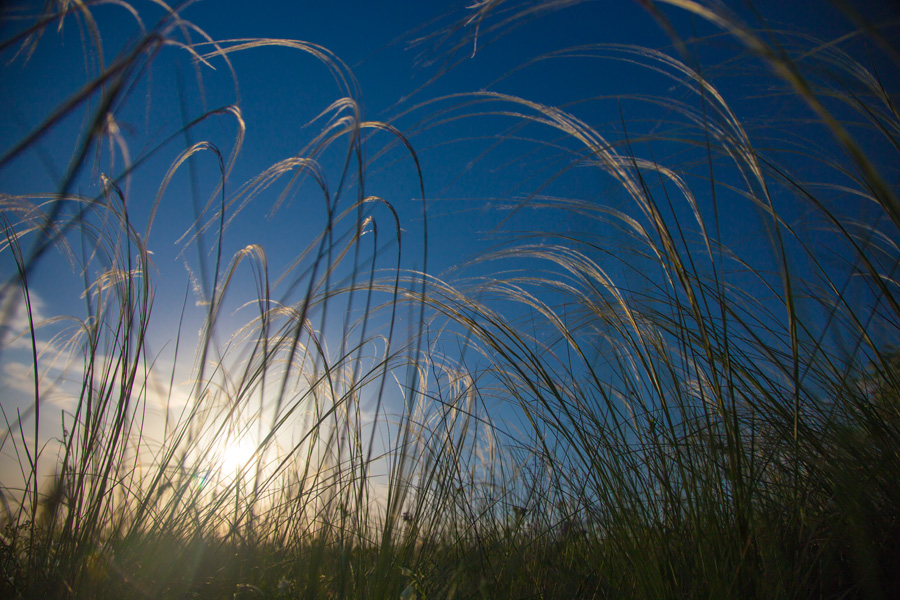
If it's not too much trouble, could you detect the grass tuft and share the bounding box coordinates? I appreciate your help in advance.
[2,0,899,598]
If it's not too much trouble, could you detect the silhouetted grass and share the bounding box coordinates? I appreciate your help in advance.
[1,0,898,598]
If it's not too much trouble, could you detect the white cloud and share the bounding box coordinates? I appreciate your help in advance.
[2,360,38,395]
[0,284,47,347]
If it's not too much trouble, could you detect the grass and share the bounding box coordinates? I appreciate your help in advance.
[1,0,899,598]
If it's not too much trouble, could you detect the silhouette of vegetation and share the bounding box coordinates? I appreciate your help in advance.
[1,0,898,598]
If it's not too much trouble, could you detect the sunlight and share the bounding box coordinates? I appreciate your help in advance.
[3,0,898,596]
[219,438,257,475]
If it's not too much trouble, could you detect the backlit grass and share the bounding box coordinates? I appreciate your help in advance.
[1,1,898,598]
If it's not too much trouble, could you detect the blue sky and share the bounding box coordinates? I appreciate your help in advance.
[4,0,895,281]
[2,0,899,496]
[0,0,690,376]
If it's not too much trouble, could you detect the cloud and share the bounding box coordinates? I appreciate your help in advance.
[1,360,73,411]
[2,361,39,395]
[0,284,47,346]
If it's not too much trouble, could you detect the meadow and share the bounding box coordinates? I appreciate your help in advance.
[1,0,899,598]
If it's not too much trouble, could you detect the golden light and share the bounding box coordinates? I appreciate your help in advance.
[219,438,257,475]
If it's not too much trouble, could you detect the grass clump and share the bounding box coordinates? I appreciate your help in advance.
[2,0,899,598]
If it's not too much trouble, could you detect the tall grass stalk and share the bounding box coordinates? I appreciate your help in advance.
[1,0,899,598]
[399,0,899,596]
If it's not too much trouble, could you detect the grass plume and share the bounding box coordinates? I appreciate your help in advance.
[1,0,898,598]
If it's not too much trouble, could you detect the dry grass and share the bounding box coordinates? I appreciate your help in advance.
[1,0,898,598]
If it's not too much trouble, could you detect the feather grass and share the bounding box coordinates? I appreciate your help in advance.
[2,0,899,598]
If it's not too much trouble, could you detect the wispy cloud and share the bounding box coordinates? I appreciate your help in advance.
[0,283,47,346]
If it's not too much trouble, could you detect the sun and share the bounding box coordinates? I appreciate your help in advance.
[219,439,257,475]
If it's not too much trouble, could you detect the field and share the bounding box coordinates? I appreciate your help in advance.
[1,0,899,598]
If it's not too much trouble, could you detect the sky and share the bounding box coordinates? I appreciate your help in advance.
[1,0,899,499]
